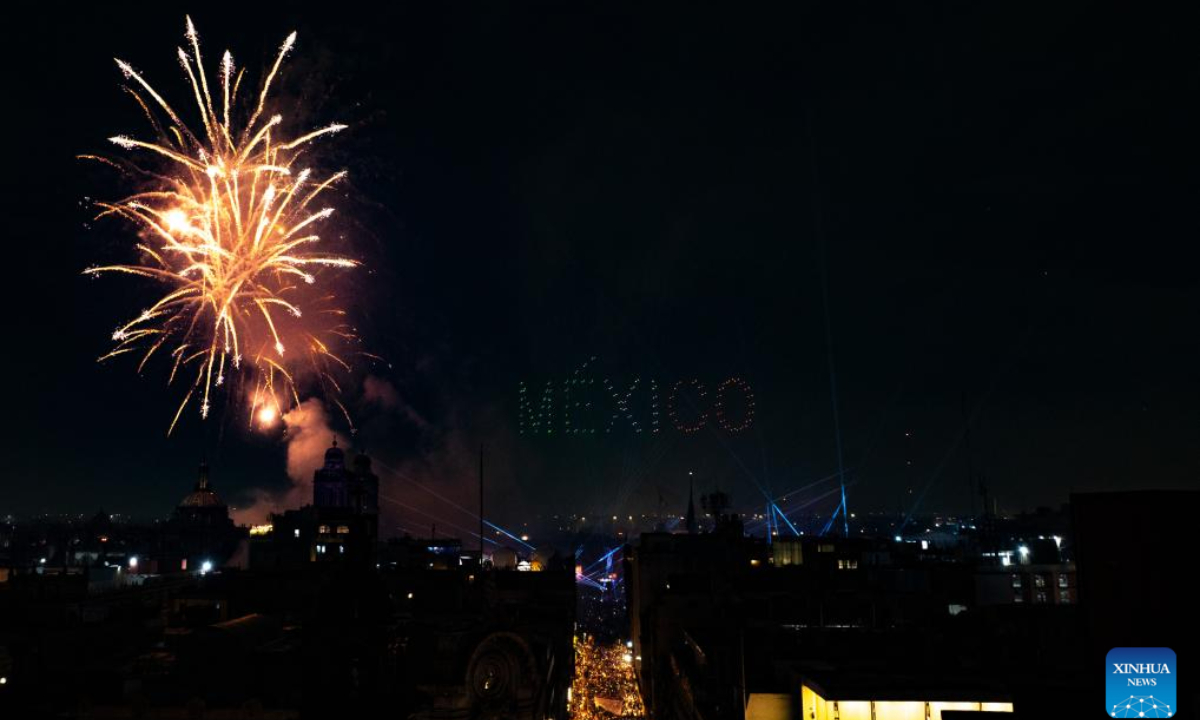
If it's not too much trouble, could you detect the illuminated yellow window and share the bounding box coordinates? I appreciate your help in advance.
[337,525,350,534]
[800,683,1013,720]
[318,525,330,534]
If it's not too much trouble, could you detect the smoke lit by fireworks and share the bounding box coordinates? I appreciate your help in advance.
[83,17,365,434]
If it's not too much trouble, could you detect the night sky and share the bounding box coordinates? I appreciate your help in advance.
[3,3,1198,529]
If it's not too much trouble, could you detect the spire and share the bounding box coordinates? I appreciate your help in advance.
[197,460,210,491]
[685,473,697,534]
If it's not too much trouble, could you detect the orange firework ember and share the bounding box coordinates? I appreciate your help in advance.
[83,17,361,434]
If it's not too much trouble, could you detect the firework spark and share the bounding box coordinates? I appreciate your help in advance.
[84,17,361,434]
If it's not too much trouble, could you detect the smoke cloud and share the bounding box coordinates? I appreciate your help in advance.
[231,362,521,542]
[363,374,428,429]
[232,398,350,525]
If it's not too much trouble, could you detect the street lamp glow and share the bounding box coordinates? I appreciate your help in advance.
[200,560,214,575]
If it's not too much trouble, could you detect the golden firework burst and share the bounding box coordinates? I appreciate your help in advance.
[83,17,362,434]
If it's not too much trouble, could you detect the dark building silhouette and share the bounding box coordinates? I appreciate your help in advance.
[627,517,1084,720]
[1072,490,1200,716]
[251,441,380,568]
[174,462,231,526]
[160,462,241,573]
[313,438,351,508]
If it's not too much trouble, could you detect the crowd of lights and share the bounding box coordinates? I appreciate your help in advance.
[83,17,364,433]
[569,635,646,720]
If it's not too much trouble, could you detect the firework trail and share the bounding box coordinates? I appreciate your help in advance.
[83,17,364,434]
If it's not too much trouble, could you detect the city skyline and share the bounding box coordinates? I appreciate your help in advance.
[2,5,1197,717]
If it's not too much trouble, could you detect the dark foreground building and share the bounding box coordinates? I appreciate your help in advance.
[627,512,1085,720]
[0,445,574,719]
[1072,490,1200,718]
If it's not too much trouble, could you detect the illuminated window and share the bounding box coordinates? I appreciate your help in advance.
[1035,591,1047,604]
[1034,575,1046,588]
[337,525,350,534]
[318,525,330,534]
[837,559,858,570]
[800,684,1014,720]
[1059,589,1070,603]
[818,544,835,553]
[1010,574,1022,588]
[1057,575,1068,588]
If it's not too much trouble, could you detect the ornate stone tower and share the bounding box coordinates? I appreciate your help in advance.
[313,438,350,508]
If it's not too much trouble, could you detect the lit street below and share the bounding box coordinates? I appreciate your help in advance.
[570,635,646,720]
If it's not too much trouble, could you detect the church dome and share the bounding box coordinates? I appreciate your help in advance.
[179,462,225,508]
[179,487,223,508]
